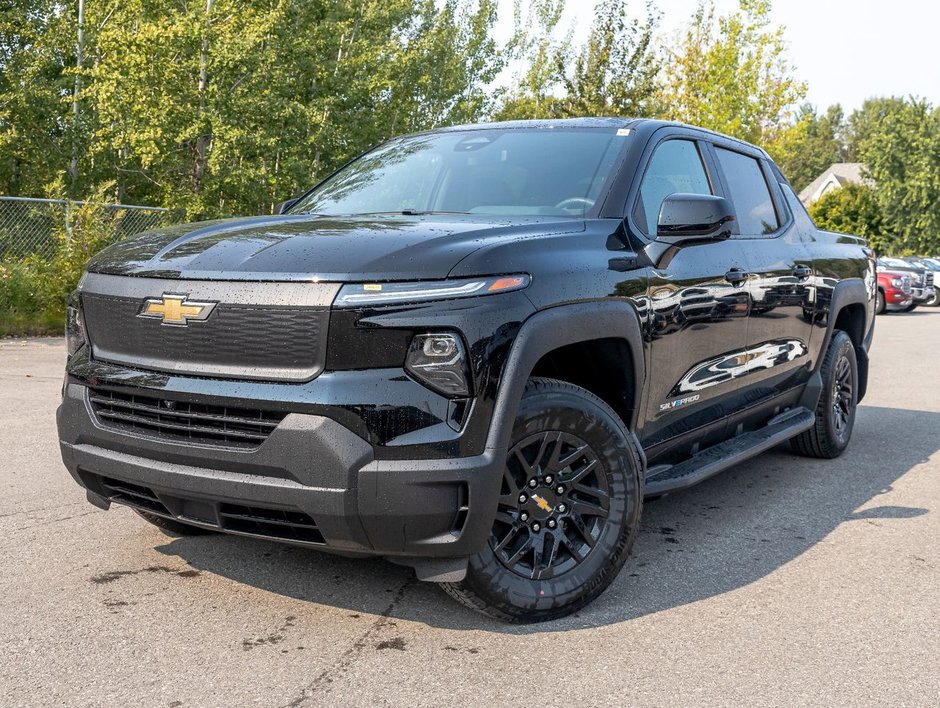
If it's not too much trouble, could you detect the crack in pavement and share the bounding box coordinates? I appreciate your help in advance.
[12,509,100,532]
[0,501,85,520]
[279,578,415,707]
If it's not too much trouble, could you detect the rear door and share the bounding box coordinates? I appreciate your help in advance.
[710,144,816,408]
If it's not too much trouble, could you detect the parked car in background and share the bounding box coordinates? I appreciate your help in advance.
[877,257,934,308]
[875,269,913,313]
[902,257,940,306]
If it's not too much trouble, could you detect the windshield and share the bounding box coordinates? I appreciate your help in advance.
[290,129,626,218]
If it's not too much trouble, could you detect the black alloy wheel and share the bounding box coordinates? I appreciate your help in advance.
[491,431,610,581]
[831,353,854,438]
[441,378,642,623]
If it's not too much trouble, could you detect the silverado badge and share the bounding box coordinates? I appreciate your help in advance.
[138,294,216,325]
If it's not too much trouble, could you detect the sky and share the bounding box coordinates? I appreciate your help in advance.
[493,0,940,113]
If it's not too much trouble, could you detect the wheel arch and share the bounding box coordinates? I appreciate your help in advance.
[816,278,872,404]
[484,301,646,459]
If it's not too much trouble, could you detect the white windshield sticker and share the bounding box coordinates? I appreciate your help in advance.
[616,128,631,136]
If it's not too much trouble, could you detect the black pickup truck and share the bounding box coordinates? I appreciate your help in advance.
[57,118,876,622]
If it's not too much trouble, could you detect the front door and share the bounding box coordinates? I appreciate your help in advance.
[633,137,751,463]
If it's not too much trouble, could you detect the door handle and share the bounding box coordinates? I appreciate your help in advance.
[724,268,748,286]
[793,265,813,280]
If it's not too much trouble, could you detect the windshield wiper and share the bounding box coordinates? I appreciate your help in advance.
[358,210,471,216]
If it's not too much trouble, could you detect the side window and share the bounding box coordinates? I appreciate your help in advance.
[633,139,712,236]
[714,147,780,235]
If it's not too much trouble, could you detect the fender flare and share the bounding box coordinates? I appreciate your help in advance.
[802,277,872,408]
[819,277,871,358]
[483,300,646,459]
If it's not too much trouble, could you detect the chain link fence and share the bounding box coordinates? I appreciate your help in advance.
[0,196,175,261]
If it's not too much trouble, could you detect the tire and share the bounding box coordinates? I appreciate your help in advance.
[875,290,886,314]
[791,330,858,459]
[441,377,642,623]
[925,290,939,307]
[134,509,216,536]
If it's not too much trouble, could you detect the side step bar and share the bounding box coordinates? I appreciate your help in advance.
[644,407,816,497]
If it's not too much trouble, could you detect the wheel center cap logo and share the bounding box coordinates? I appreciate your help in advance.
[531,494,553,513]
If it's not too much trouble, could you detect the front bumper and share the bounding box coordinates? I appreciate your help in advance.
[912,285,935,303]
[885,288,913,310]
[57,382,501,561]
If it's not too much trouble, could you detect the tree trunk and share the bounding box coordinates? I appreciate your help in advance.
[68,0,85,196]
[193,0,214,195]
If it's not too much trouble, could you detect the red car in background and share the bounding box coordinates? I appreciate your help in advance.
[876,269,913,313]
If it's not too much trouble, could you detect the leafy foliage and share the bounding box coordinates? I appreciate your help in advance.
[849,97,940,255]
[766,103,847,193]
[0,186,127,335]
[658,0,805,144]
[808,183,888,254]
[496,0,660,120]
[1,0,503,220]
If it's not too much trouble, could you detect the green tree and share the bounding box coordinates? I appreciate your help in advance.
[658,0,805,144]
[766,103,847,191]
[556,0,660,118]
[849,97,940,254]
[496,0,660,120]
[808,183,889,254]
[1,0,502,218]
[495,0,570,120]
[0,1,76,197]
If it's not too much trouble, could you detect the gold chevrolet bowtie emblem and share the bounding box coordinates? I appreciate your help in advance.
[138,294,216,325]
[531,494,553,513]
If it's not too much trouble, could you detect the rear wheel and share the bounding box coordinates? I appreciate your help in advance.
[134,510,216,536]
[441,378,642,623]
[791,330,858,459]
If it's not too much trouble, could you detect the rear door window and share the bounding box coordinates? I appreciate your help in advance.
[633,140,712,236]
[714,147,779,235]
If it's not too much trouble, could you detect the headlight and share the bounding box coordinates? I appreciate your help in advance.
[65,290,87,357]
[333,274,530,308]
[405,333,470,397]
[891,277,904,288]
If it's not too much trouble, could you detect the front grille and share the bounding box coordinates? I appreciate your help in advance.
[89,387,286,448]
[82,294,329,382]
[925,272,934,287]
[76,274,340,382]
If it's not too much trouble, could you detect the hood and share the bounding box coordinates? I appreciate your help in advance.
[86,213,584,281]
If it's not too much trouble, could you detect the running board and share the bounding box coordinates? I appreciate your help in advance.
[644,407,816,497]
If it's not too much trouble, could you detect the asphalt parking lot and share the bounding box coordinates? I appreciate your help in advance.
[2,310,939,707]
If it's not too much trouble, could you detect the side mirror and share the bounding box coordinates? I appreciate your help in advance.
[276,197,300,215]
[656,193,734,244]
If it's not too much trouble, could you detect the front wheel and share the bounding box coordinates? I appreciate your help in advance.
[875,290,886,314]
[441,378,642,623]
[925,290,939,307]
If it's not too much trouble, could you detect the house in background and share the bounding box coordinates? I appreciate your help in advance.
[799,163,872,206]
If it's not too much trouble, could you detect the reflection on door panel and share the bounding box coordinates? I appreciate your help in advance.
[671,339,809,395]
